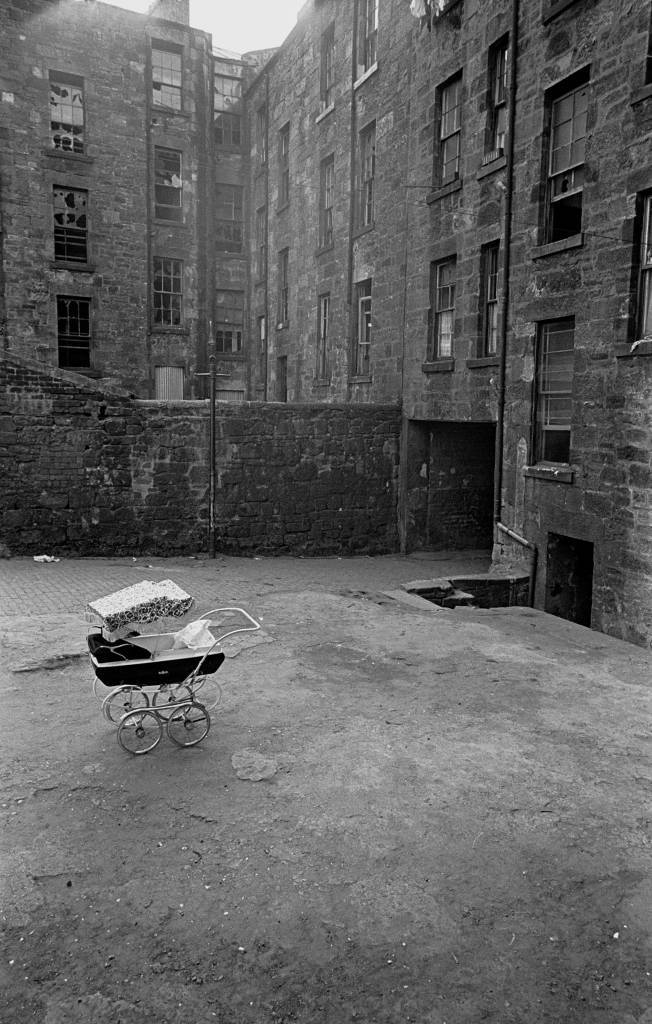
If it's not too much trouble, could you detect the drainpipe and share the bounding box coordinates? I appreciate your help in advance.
[493,0,519,527]
[496,521,537,607]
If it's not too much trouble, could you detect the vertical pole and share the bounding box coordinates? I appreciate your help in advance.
[208,321,216,559]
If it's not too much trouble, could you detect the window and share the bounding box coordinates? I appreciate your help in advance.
[257,314,266,377]
[481,243,500,356]
[546,76,589,242]
[215,184,243,252]
[321,22,335,110]
[57,296,90,368]
[278,123,290,207]
[438,74,462,184]
[429,257,456,359]
[153,257,182,327]
[278,249,289,326]
[155,366,184,400]
[637,194,652,340]
[154,148,182,222]
[487,38,508,160]
[257,106,267,163]
[214,69,242,147]
[535,319,574,463]
[53,187,88,263]
[215,290,244,354]
[354,279,372,376]
[357,0,379,76]
[317,293,330,378]
[357,122,376,228]
[152,45,182,110]
[647,7,652,85]
[255,206,266,280]
[319,155,335,249]
[49,73,84,154]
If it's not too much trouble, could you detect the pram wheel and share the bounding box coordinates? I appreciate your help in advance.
[117,709,163,755]
[152,683,193,717]
[166,701,211,747]
[187,675,222,711]
[102,685,149,723]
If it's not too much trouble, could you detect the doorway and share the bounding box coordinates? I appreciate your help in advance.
[545,532,593,627]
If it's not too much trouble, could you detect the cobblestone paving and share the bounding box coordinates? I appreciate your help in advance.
[0,551,491,617]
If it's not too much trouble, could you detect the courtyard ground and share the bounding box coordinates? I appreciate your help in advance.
[1,553,651,1023]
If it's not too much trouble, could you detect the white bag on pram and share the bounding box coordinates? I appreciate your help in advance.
[172,619,215,650]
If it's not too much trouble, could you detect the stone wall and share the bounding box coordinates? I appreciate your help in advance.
[0,356,400,556]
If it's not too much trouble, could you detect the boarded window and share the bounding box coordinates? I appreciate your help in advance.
[155,365,184,400]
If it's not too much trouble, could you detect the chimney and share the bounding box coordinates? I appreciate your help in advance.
[147,0,190,26]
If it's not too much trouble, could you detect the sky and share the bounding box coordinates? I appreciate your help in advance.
[101,0,305,54]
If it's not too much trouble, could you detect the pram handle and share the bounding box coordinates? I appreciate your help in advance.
[189,607,261,680]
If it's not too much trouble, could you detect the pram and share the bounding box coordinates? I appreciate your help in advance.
[86,580,260,755]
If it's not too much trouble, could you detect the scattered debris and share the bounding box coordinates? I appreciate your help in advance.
[231,749,295,782]
[33,555,59,563]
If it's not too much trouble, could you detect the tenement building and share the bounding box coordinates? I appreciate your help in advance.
[1,0,651,645]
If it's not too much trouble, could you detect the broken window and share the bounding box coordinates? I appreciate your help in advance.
[57,295,90,368]
[320,22,335,110]
[152,45,182,110]
[153,257,182,327]
[546,75,589,242]
[486,37,508,160]
[357,121,375,228]
[214,66,242,148]
[317,293,330,378]
[429,257,456,359]
[357,0,378,77]
[278,123,290,207]
[481,242,500,356]
[535,318,574,463]
[215,290,244,354]
[49,73,84,154]
[438,73,462,184]
[215,184,243,252]
[354,279,372,376]
[53,187,88,263]
[319,154,335,248]
[637,193,652,339]
[278,248,289,326]
[154,148,182,222]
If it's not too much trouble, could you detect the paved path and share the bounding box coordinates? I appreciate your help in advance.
[0,550,492,617]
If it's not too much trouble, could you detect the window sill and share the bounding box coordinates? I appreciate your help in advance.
[316,103,335,124]
[615,339,652,358]
[277,201,290,215]
[426,178,463,204]
[422,358,455,373]
[42,148,93,164]
[215,249,246,259]
[542,0,582,23]
[477,154,506,180]
[150,326,189,336]
[524,463,574,484]
[315,242,334,257]
[631,83,652,107]
[215,352,246,361]
[312,376,331,387]
[154,217,186,227]
[466,356,499,368]
[152,104,187,117]
[532,233,584,259]
[352,222,375,239]
[348,374,372,384]
[50,260,96,273]
[353,63,378,90]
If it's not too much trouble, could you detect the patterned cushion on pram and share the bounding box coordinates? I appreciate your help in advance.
[88,634,152,663]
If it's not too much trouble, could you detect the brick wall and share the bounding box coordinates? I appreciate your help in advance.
[0,356,400,556]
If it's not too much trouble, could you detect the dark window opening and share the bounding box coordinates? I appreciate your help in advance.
[545,533,593,628]
[57,295,90,368]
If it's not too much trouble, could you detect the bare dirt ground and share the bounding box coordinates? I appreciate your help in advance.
[1,588,652,1024]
